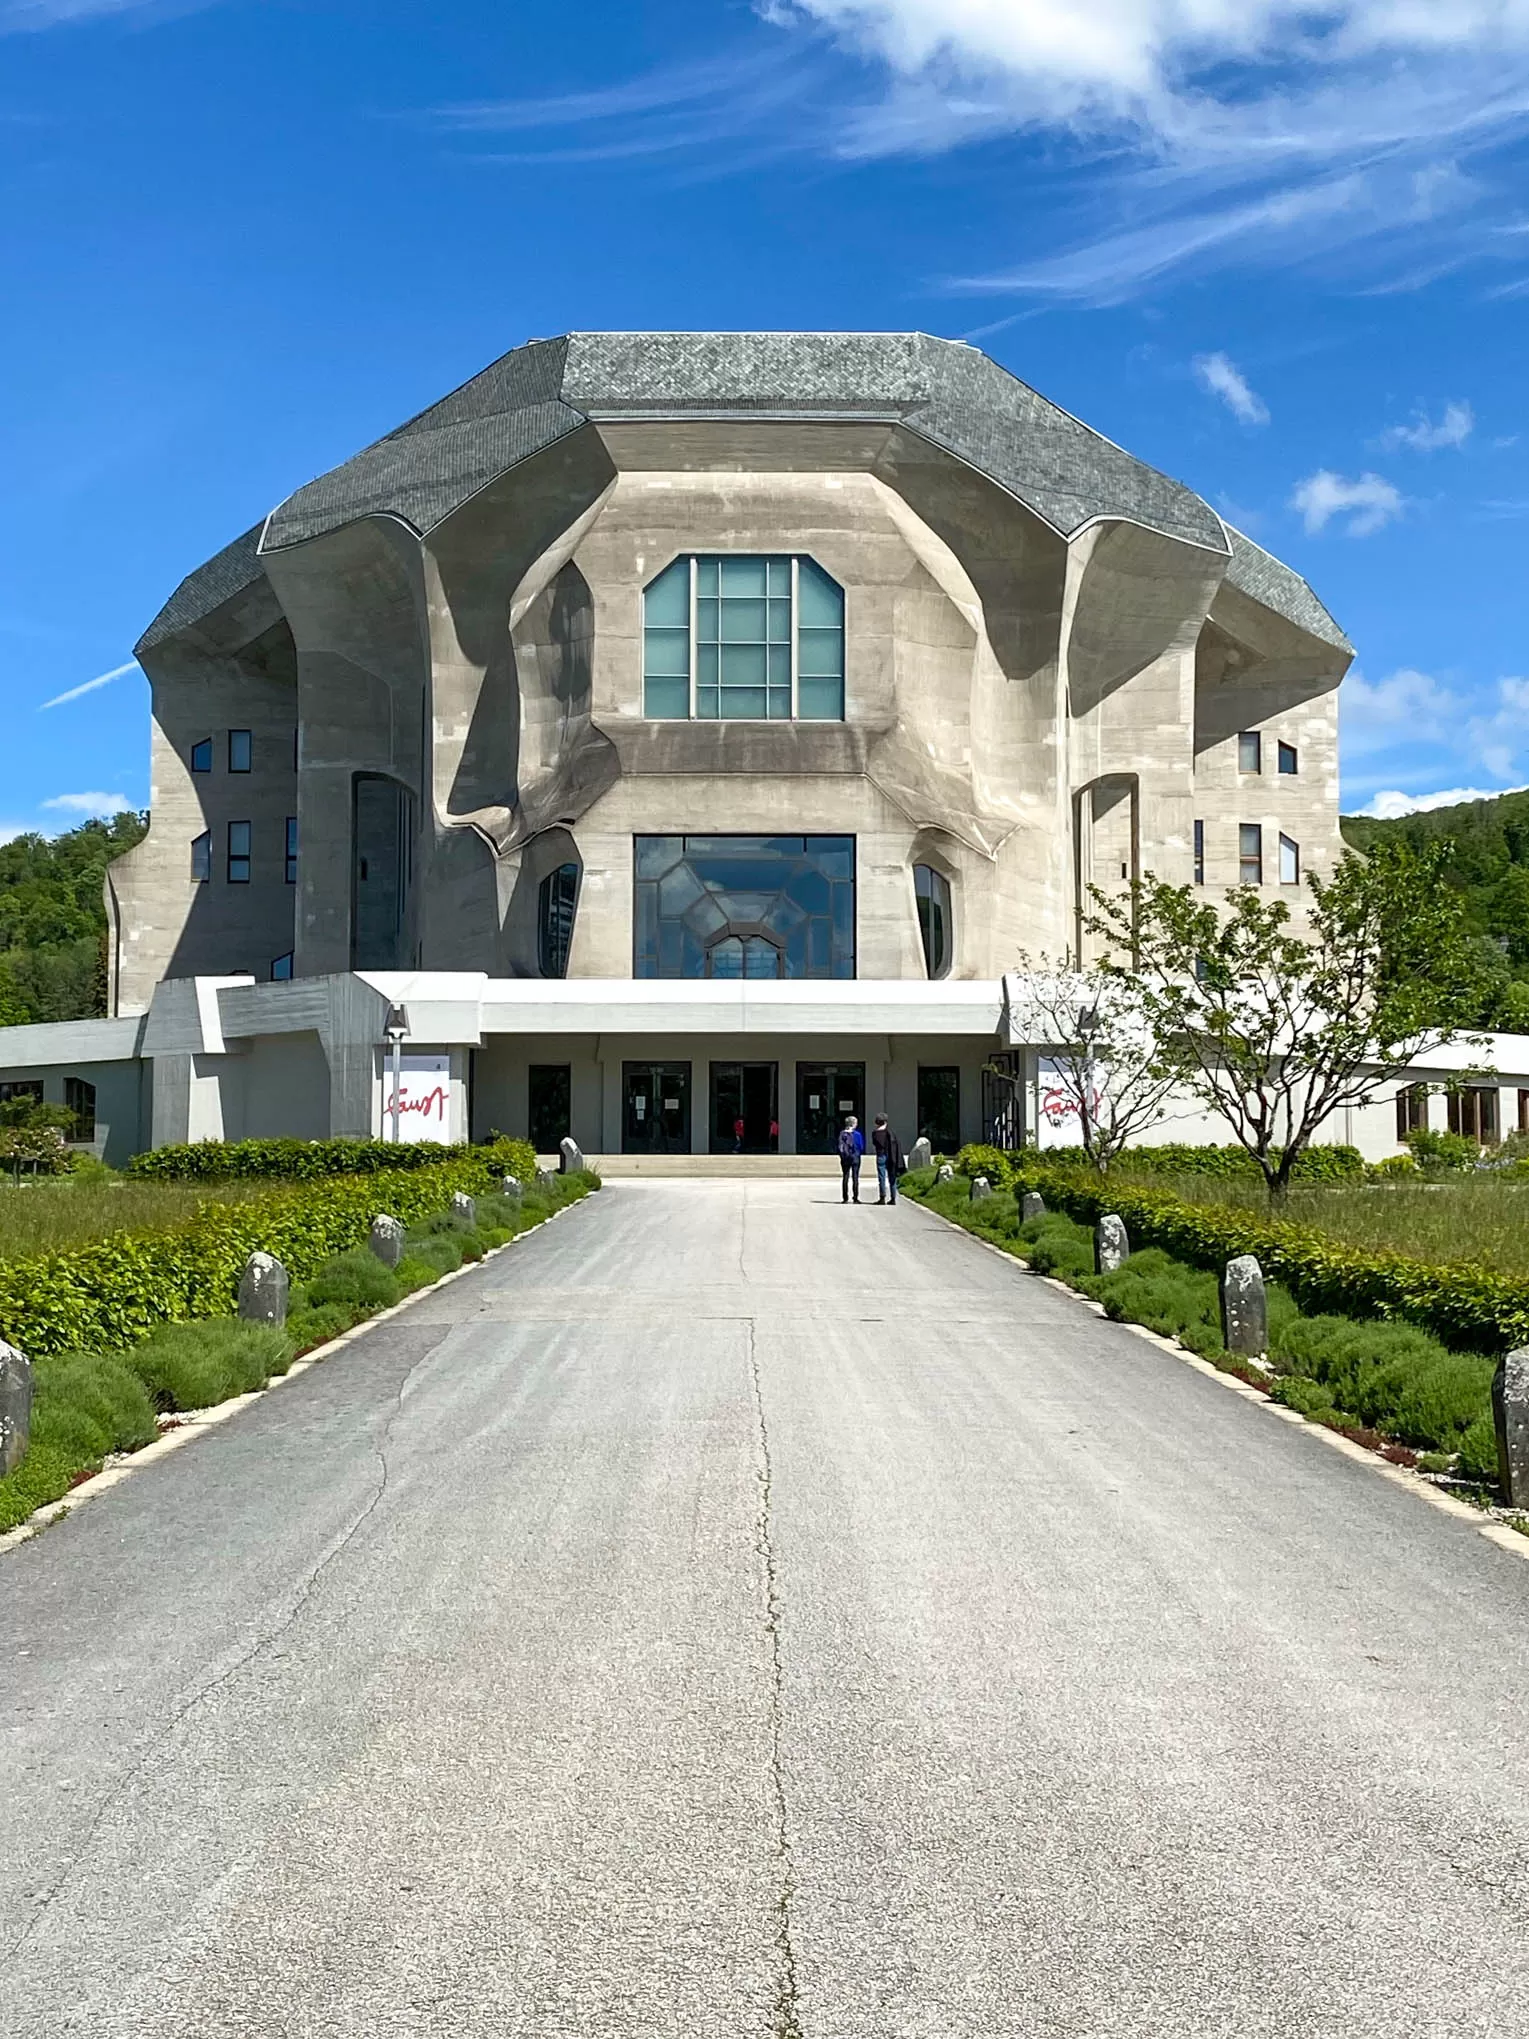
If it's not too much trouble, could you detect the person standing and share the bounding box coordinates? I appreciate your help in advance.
[733,1114,746,1154]
[871,1113,904,1205]
[837,1114,864,1203]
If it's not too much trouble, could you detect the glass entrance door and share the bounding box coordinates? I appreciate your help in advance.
[710,1063,779,1154]
[917,1066,961,1154]
[528,1064,571,1154]
[622,1061,691,1154]
[795,1062,865,1155]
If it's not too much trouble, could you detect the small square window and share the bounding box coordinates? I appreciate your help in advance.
[1193,819,1205,885]
[1239,823,1263,886]
[229,729,252,773]
[285,815,298,884]
[1279,833,1300,884]
[1277,741,1298,775]
[227,819,251,883]
[1238,731,1262,773]
[270,952,293,981]
[190,739,213,774]
[191,831,211,883]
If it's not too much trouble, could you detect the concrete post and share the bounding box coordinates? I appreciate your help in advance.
[535,1167,557,1191]
[0,1340,32,1477]
[910,1136,932,1172]
[559,1135,584,1174]
[1220,1255,1268,1358]
[1021,1192,1046,1222]
[451,1191,477,1228]
[1095,1214,1129,1274]
[238,1251,290,1327]
[935,1163,955,1184]
[500,1175,522,1201]
[369,1214,405,1268]
[1493,1347,1529,1506]
[969,1175,992,1202]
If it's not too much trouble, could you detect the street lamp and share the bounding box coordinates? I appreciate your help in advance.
[383,1003,409,1144]
[1076,1001,1100,1158]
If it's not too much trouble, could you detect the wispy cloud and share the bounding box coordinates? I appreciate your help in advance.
[1379,400,1475,451]
[1291,469,1405,537]
[1352,783,1529,819]
[0,0,173,29]
[37,658,138,711]
[41,791,136,818]
[1340,670,1529,804]
[1192,351,1270,426]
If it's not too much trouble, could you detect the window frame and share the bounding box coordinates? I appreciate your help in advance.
[1238,730,1262,774]
[270,952,294,981]
[1239,822,1263,886]
[227,819,251,884]
[537,862,580,979]
[642,553,844,723]
[191,831,211,884]
[913,862,953,979]
[1277,740,1299,776]
[285,815,298,885]
[190,738,213,775]
[1278,833,1300,885]
[1396,1082,1429,1141]
[1193,819,1205,886]
[228,729,252,773]
[63,1076,96,1143]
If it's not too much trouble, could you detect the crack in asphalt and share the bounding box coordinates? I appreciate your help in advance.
[2,1328,449,1967]
[747,1316,804,2039]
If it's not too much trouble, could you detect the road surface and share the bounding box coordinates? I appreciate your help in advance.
[4,1179,1529,2037]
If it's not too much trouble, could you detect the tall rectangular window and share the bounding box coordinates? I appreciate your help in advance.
[1448,1087,1500,1145]
[285,815,298,884]
[229,729,252,772]
[1279,833,1300,884]
[63,1077,96,1142]
[1520,1088,1529,1135]
[642,555,844,722]
[1238,731,1262,773]
[191,831,211,883]
[190,738,213,774]
[1193,819,1205,885]
[1278,741,1298,775]
[1396,1083,1429,1140]
[1239,823,1263,886]
[227,820,251,883]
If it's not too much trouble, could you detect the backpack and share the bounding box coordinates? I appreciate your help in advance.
[837,1126,858,1161]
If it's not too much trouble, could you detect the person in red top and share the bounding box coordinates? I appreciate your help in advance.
[734,1115,745,1153]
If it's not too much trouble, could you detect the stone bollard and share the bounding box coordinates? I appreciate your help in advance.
[970,1175,992,1202]
[536,1167,557,1191]
[369,1213,406,1269]
[0,1340,32,1477]
[1021,1192,1046,1223]
[500,1175,522,1202]
[1493,1346,1529,1506]
[935,1162,955,1185]
[238,1251,290,1328]
[1220,1254,1268,1359]
[1094,1214,1129,1274]
[559,1135,584,1175]
[451,1191,477,1228]
[910,1136,932,1172]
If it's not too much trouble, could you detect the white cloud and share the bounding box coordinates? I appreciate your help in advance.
[1353,784,1529,819]
[1379,400,1475,450]
[1341,667,1457,755]
[1192,351,1269,425]
[41,791,136,819]
[1467,673,1529,780]
[1291,468,1404,536]
[37,658,138,711]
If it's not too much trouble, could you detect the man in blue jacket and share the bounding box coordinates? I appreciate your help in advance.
[837,1115,865,1204]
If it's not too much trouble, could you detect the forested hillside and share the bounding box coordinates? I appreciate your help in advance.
[0,813,148,1026]
[1342,789,1529,1029]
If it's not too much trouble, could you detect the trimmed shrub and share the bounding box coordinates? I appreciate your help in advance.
[1026,1142,1366,1182]
[127,1134,539,1186]
[285,1301,356,1354]
[129,1319,296,1412]
[401,1234,464,1279]
[304,1248,402,1315]
[0,1349,160,1533]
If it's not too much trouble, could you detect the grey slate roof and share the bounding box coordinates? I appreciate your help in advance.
[137,332,1350,654]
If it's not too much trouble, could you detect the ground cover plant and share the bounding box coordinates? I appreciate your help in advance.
[903,1165,1501,1488]
[0,1177,276,1261]
[0,1174,599,1534]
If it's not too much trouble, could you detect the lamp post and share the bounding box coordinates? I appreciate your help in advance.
[383,1003,409,1143]
[1077,1001,1099,1160]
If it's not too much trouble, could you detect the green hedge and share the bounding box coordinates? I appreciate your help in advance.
[954,1141,1365,1183]
[1003,1164,1529,1357]
[127,1134,539,1185]
[0,1153,509,1357]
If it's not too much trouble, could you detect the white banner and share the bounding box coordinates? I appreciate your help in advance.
[1036,1056,1109,1147]
[384,1053,452,1143]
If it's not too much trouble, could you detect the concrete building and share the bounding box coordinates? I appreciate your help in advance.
[12,328,1507,1163]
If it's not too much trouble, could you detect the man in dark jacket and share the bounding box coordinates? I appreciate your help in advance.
[871,1114,904,1205]
[837,1115,864,1203]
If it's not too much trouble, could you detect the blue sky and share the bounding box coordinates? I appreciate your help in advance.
[3,0,1527,834]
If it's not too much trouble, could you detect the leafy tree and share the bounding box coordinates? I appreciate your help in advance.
[1007,957,1180,1172]
[1088,840,1482,1201]
[0,812,145,1025]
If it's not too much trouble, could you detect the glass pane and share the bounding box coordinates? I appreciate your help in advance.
[696,598,720,642]
[697,643,719,685]
[768,644,790,685]
[635,835,854,980]
[644,626,689,677]
[710,937,743,978]
[696,686,720,718]
[229,822,251,854]
[720,644,767,686]
[229,730,252,772]
[190,740,212,773]
[720,557,767,597]
[767,600,791,642]
[720,599,767,643]
[644,558,690,625]
[635,836,683,880]
[797,559,844,628]
[644,676,689,719]
[767,688,791,719]
[798,628,842,678]
[696,558,718,596]
[1238,732,1261,772]
[720,687,768,719]
[743,938,779,979]
[798,676,844,721]
[767,558,791,596]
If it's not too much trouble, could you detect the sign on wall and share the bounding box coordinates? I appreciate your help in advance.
[385,1053,452,1143]
[1036,1056,1109,1148]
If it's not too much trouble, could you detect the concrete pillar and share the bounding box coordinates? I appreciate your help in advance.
[1220,1255,1268,1358]
[1095,1214,1129,1273]
[238,1252,290,1327]
[1493,1347,1529,1506]
[0,1341,32,1477]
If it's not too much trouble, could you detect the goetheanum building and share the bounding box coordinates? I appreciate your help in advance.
[7,332,1379,1159]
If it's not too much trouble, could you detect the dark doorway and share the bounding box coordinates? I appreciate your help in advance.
[917,1066,961,1154]
[623,1061,691,1154]
[528,1064,571,1155]
[710,1063,779,1154]
[796,1061,865,1155]
[352,774,415,969]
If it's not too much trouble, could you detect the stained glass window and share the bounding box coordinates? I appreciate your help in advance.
[634,835,855,979]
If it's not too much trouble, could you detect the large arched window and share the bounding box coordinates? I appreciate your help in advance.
[643,555,845,722]
[914,864,952,979]
[538,863,579,978]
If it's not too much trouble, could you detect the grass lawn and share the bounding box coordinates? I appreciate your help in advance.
[1111,1170,1529,1277]
[0,1178,271,1260]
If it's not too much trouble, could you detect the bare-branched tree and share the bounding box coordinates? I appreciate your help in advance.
[1008,956,1182,1173]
